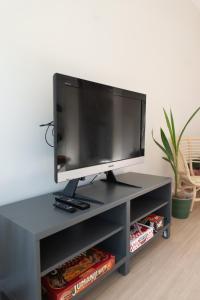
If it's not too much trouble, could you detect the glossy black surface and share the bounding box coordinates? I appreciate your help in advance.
[54,74,146,179]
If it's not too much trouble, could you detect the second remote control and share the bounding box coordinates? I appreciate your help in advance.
[66,199,90,210]
[54,201,77,213]
[55,197,90,210]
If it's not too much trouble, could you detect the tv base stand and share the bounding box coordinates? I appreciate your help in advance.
[102,170,142,188]
[54,178,104,204]
[0,172,171,300]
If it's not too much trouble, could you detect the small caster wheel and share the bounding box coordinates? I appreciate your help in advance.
[163,228,170,239]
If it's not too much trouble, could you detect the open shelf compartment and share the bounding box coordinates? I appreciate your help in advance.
[130,224,170,256]
[129,202,171,256]
[41,230,127,300]
[41,257,126,300]
[130,184,170,224]
[40,205,125,276]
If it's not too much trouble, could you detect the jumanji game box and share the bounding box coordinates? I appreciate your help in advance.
[42,248,115,300]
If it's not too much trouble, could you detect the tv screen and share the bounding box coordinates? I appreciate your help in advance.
[54,73,146,182]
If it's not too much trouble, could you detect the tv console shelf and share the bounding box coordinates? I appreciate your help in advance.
[0,172,171,300]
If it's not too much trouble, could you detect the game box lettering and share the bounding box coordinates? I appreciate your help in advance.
[42,248,115,300]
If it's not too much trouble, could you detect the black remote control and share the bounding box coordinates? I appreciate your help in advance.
[66,198,90,210]
[55,197,90,210]
[54,201,77,213]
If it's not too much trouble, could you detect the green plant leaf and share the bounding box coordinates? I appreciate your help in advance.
[160,128,174,162]
[163,109,177,154]
[152,130,176,176]
[177,106,200,150]
[152,130,168,155]
[170,109,177,153]
[162,157,170,162]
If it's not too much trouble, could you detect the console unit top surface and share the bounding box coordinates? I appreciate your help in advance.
[0,172,171,239]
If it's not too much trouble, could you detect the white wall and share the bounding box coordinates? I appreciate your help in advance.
[192,0,200,9]
[0,0,200,205]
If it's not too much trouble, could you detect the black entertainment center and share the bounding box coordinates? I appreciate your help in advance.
[0,172,171,300]
[0,74,172,300]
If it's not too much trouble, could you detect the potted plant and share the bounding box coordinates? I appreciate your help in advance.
[152,106,200,219]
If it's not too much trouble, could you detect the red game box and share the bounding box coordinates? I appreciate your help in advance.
[141,214,164,232]
[130,223,154,253]
[42,248,115,300]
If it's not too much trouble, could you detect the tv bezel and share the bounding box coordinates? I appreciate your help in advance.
[53,73,146,182]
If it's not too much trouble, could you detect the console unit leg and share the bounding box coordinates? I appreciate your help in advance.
[163,226,170,239]
[119,260,130,276]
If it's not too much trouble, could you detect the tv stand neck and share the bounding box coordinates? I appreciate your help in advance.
[102,170,142,189]
[54,178,104,204]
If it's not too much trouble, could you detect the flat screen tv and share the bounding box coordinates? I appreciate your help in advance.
[53,73,146,183]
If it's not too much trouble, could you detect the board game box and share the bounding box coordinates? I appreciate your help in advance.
[141,214,164,232]
[42,248,115,300]
[130,223,154,253]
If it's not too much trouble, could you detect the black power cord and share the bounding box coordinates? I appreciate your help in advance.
[40,121,54,147]
[90,174,99,184]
